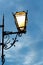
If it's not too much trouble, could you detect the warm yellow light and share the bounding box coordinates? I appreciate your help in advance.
[13,11,27,32]
[15,12,26,31]
[16,15,25,30]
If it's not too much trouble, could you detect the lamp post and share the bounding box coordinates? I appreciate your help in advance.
[0,11,28,65]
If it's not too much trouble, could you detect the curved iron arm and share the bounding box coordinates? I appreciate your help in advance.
[3,31,24,50]
[4,34,18,50]
[4,32,23,50]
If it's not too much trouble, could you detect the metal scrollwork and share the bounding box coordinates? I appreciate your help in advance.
[4,34,18,50]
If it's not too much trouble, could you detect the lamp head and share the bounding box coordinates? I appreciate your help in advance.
[13,11,28,33]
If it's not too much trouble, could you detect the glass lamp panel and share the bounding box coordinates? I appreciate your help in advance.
[15,12,26,31]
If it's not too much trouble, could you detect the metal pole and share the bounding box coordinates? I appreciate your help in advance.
[2,15,5,65]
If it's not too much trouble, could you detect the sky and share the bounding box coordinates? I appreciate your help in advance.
[0,0,43,65]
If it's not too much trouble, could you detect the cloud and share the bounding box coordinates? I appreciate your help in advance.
[4,34,32,58]
[34,61,43,65]
[23,51,36,65]
[5,53,12,58]
[4,42,23,58]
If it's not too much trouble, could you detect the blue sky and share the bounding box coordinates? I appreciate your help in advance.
[0,0,43,65]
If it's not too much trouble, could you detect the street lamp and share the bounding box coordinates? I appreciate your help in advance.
[0,11,28,65]
[13,11,27,32]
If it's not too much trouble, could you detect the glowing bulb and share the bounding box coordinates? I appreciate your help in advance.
[13,11,27,32]
[16,15,25,27]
